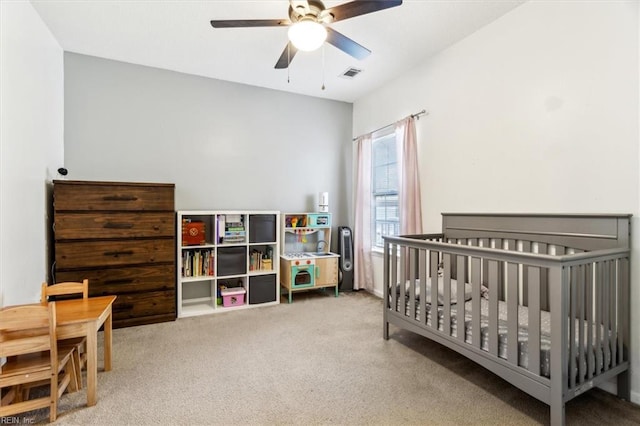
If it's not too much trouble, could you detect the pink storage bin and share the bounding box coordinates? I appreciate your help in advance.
[221,287,246,307]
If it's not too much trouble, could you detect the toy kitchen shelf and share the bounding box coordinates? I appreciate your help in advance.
[177,210,280,318]
[280,212,339,303]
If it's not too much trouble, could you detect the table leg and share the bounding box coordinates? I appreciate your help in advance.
[104,308,113,371]
[86,322,98,406]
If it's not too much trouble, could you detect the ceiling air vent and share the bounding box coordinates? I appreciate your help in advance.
[340,67,363,79]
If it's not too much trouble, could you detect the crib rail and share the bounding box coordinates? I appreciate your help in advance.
[383,234,630,398]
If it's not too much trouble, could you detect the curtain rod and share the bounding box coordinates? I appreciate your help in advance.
[352,109,427,141]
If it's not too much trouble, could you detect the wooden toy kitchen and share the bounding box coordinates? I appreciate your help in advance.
[280,212,339,303]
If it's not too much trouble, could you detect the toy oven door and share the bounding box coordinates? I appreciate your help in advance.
[291,265,315,288]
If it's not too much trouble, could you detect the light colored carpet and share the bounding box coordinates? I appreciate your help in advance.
[13,291,640,425]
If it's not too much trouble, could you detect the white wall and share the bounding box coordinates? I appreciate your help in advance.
[0,1,64,306]
[63,53,353,230]
[354,1,640,401]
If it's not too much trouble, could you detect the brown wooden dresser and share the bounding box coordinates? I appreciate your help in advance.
[53,180,176,328]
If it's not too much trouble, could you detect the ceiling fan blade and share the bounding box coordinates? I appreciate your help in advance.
[210,19,290,28]
[324,0,402,22]
[275,42,299,69]
[325,27,371,60]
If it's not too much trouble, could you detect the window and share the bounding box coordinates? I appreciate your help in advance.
[371,133,399,248]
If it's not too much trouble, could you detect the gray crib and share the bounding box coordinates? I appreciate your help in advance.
[382,213,631,425]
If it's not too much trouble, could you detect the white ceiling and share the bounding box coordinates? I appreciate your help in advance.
[30,0,525,103]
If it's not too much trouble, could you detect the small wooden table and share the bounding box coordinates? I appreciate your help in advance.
[54,295,116,406]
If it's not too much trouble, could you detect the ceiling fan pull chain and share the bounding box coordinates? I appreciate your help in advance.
[287,43,291,83]
[321,44,325,90]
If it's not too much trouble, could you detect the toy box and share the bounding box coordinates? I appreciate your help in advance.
[182,220,206,246]
[221,287,246,307]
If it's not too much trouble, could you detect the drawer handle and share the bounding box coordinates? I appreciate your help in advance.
[104,222,134,229]
[104,278,134,285]
[104,250,134,257]
[102,195,138,201]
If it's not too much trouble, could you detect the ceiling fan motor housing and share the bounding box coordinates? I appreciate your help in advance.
[289,0,333,24]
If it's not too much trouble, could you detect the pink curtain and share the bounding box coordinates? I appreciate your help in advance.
[354,134,373,291]
[395,116,423,235]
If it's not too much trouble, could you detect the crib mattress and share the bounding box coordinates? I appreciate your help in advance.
[393,296,609,378]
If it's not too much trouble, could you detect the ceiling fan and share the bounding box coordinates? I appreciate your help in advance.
[210,0,403,69]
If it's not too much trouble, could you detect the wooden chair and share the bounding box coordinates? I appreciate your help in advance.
[41,279,89,389]
[0,302,77,422]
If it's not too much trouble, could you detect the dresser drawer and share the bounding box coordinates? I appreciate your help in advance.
[55,264,175,295]
[56,239,174,269]
[55,212,174,240]
[112,290,175,321]
[54,182,174,211]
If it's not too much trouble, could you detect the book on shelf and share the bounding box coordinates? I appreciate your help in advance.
[181,249,215,278]
[249,248,273,271]
[222,218,246,243]
[218,215,246,243]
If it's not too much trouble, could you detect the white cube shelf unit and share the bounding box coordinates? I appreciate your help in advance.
[177,210,280,318]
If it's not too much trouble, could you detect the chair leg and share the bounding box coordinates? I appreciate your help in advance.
[73,348,83,390]
[0,387,16,406]
[67,354,79,393]
[17,385,27,402]
[50,373,58,422]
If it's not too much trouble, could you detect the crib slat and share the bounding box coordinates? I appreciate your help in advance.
[570,266,577,388]
[457,255,466,342]
[399,247,407,316]
[443,253,452,336]
[595,262,603,375]
[549,266,568,419]
[577,265,585,385]
[602,260,611,371]
[480,238,489,290]
[538,243,549,312]
[527,266,541,375]
[430,250,439,330]
[419,249,427,325]
[503,240,516,303]
[616,260,621,365]
[521,241,532,306]
[586,263,594,380]
[618,258,628,365]
[507,262,519,365]
[409,248,417,321]
[609,260,617,368]
[488,260,499,356]
[391,243,398,313]
[472,257,481,348]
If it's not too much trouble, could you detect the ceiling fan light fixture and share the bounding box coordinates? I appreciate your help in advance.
[288,18,327,52]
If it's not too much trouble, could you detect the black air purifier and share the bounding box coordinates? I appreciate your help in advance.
[337,226,354,291]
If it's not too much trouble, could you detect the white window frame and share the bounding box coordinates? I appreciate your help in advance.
[371,130,399,250]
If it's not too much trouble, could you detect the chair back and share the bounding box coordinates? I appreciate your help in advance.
[0,302,74,422]
[0,302,57,361]
[41,279,89,303]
